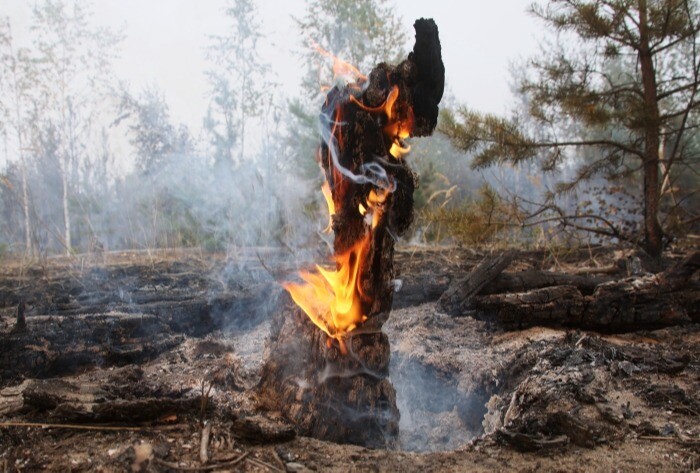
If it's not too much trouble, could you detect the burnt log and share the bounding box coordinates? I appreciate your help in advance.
[258,19,444,448]
[0,378,198,422]
[480,270,614,296]
[438,252,514,315]
[470,251,700,330]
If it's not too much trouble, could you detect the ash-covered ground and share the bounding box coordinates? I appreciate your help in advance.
[0,247,698,472]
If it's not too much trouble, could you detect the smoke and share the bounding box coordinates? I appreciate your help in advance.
[319,104,396,193]
[390,354,487,452]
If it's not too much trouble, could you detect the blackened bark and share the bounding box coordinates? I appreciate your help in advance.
[469,251,700,330]
[438,253,514,315]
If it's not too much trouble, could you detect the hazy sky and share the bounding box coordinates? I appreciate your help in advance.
[5,0,541,132]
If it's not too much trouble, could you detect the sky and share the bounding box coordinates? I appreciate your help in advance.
[4,0,541,138]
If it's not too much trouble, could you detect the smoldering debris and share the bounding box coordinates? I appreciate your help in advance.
[0,246,699,471]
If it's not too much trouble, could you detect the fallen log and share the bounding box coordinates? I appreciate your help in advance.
[470,251,700,330]
[0,378,198,422]
[395,268,612,310]
[437,252,514,315]
[480,270,614,296]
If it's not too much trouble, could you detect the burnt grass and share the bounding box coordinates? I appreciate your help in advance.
[0,246,699,472]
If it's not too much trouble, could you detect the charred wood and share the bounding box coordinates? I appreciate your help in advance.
[0,378,198,423]
[231,414,296,443]
[469,251,700,330]
[257,303,398,448]
[480,270,614,296]
[14,302,26,331]
[438,252,514,315]
[0,313,183,387]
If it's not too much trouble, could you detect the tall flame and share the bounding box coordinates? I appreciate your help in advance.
[283,48,413,354]
[283,234,369,355]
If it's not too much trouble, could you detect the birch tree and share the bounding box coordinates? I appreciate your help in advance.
[30,0,121,255]
[0,18,40,257]
[204,0,271,168]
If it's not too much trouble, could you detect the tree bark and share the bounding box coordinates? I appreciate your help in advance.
[638,0,664,257]
[20,158,32,258]
[61,157,71,255]
[479,270,614,296]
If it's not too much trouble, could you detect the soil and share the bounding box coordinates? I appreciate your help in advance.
[0,246,698,472]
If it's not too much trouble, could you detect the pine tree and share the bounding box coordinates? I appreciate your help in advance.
[440,0,700,257]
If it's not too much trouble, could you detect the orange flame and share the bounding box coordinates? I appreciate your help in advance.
[383,86,413,158]
[321,181,335,233]
[283,235,369,354]
[283,51,414,354]
[350,85,413,159]
[310,39,367,86]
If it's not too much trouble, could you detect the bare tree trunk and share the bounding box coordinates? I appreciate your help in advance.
[61,158,71,256]
[11,78,32,257]
[638,0,663,257]
[20,157,31,258]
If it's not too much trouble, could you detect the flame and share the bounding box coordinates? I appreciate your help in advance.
[310,39,367,85]
[283,235,370,354]
[321,181,335,233]
[350,85,413,159]
[283,50,415,354]
[358,188,389,229]
[383,86,413,158]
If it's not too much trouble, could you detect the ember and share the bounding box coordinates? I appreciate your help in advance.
[258,18,444,448]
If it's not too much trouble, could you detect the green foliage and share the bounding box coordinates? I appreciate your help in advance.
[295,0,408,100]
[439,108,539,168]
[417,184,518,246]
[118,87,192,176]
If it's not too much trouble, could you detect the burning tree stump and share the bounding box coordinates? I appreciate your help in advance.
[257,19,444,448]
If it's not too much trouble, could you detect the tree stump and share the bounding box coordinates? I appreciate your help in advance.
[257,19,444,448]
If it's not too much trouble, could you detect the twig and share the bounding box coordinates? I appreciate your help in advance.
[568,264,619,275]
[0,421,187,432]
[153,451,250,472]
[270,449,287,471]
[0,421,145,431]
[246,456,285,473]
[199,379,214,426]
